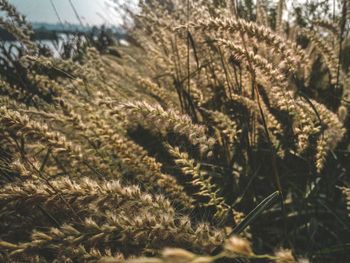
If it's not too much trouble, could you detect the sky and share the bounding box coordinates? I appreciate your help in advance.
[8,0,132,26]
[6,0,338,27]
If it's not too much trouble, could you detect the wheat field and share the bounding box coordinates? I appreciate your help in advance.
[0,0,350,262]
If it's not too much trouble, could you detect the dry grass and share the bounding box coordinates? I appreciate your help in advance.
[0,0,350,262]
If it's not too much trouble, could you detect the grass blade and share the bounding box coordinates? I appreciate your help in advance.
[231,191,281,235]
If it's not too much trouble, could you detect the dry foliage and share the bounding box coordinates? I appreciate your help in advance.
[0,0,349,262]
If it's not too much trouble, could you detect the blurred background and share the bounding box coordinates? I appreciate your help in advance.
[6,0,137,26]
[0,0,138,56]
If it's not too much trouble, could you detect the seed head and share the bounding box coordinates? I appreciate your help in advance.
[224,236,253,256]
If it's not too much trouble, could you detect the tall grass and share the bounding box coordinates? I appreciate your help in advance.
[0,0,349,262]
